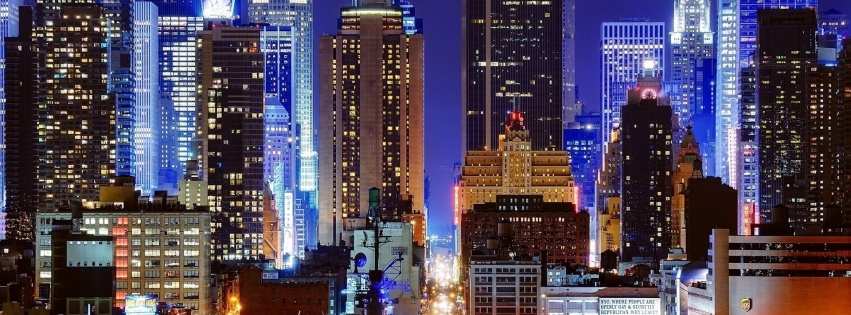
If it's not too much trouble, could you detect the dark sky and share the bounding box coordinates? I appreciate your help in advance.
[315,0,851,236]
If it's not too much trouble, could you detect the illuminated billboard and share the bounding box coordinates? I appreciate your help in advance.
[125,294,157,315]
[203,0,233,18]
[598,298,661,315]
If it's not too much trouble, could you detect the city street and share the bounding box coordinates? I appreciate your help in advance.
[424,255,465,315]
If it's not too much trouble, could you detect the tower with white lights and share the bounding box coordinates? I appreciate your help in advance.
[670,0,713,163]
[600,20,665,144]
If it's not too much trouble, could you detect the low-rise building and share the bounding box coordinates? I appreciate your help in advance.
[461,195,589,266]
[703,229,851,314]
[35,202,211,314]
[468,260,541,315]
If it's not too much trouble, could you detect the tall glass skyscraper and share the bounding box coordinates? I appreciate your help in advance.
[248,0,316,193]
[261,25,296,258]
[670,0,714,152]
[151,0,205,188]
[600,20,665,144]
[714,0,817,187]
[134,1,160,196]
[0,0,22,229]
[100,0,137,179]
[463,0,564,151]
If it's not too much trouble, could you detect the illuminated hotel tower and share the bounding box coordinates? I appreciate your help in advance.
[714,0,817,186]
[248,0,317,193]
[197,24,265,262]
[151,0,205,188]
[600,20,665,144]
[35,2,115,210]
[318,2,424,245]
[670,0,713,147]
[463,0,563,151]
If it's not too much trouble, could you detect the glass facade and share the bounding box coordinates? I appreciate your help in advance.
[715,0,817,187]
[198,25,265,262]
[248,0,316,193]
[151,1,204,188]
[463,0,564,151]
[599,21,665,144]
[670,0,714,157]
[133,1,160,196]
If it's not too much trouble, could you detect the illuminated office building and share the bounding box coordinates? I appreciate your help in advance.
[460,195,589,266]
[197,24,265,262]
[151,0,205,187]
[563,0,576,126]
[318,2,425,246]
[133,1,160,196]
[102,0,136,181]
[0,0,22,216]
[260,27,296,256]
[35,202,212,314]
[248,0,317,193]
[756,9,817,219]
[600,20,665,144]
[4,5,35,241]
[458,111,577,247]
[463,0,563,151]
[669,0,713,141]
[714,0,817,186]
[35,3,116,210]
[564,122,598,211]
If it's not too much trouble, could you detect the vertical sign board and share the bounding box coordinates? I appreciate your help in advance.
[598,298,661,315]
[125,294,157,315]
[283,191,295,255]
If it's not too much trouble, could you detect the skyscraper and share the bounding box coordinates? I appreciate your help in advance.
[714,0,817,186]
[197,23,266,262]
[756,9,817,220]
[4,4,35,240]
[133,1,160,196]
[102,0,136,181]
[463,0,563,151]
[248,0,317,193]
[36,2,115,210]
[318,2,424,246]
[670,0,713,141]
[564,121,598,211]
[563,0,576,127]
[260,25,295,191]
[151,0,205,188]
[738,64,758,234]
[0,0,22,216]
[620,70,673,262]
[600,20,665,144]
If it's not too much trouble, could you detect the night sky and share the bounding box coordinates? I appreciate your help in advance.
[314,0,851,237]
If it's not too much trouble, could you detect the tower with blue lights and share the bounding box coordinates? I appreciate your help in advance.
[150,0,205,190]
[134,1,160,196]
[248,0,317,197]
